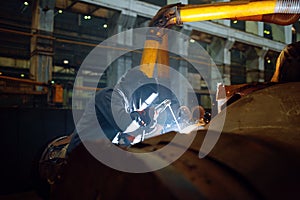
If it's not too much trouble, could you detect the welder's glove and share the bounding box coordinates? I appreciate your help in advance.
[118,133,135,147]
[117,132,145,147]
[130,107,155,127]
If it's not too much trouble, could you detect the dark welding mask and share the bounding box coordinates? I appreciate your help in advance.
[129,83,159,126]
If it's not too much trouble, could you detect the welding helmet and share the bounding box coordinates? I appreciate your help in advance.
[129,83,159,112]
[129,83,159,127]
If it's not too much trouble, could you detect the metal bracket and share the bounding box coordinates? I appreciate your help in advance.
[146,3,183,41]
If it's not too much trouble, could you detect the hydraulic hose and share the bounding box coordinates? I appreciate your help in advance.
[275,0,300,14]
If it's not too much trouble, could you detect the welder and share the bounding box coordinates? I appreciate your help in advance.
[67,68,180,152]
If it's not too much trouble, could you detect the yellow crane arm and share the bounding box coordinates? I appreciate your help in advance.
[180,1,277,22]
[140,0,300,78]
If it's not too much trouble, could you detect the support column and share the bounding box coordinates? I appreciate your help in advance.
[208,37,234,86]
[284,25,293,44]
[209,37,224,65]
[106,11,137,87]
[223,37,235,85]
[245,46,268,83]
[245,47,258,83]
[257,47,269,82]
[169,27,191,106]
[178,27,191,106]
[30,0,55,83]
[258,22,264,37]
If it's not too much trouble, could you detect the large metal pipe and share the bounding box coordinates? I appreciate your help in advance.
[275,0,300,13]
[179,0,300,23]
[142,0,300,77]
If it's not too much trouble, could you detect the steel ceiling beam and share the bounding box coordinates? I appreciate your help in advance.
[79,0,286,52]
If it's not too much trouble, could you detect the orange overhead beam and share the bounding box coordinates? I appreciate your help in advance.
[157,34,170,79]
[140,39,160,78]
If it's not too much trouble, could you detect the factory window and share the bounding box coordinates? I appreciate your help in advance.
[231,49,246,84]
[54,11,79,32]
[231,20,245,31]
[231,64,246,84]
[263,23,273,40]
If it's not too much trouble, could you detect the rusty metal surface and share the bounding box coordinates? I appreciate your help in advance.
[212,82,300,145]
[49,129,300,199]
[49,82,300,199]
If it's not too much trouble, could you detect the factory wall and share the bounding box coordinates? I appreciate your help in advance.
[0,108,76,195]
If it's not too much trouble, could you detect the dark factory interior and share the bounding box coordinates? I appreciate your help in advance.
[0,0,300,199]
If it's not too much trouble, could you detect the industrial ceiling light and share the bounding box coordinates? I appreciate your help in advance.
[24,1,29,6]
[21,74,25,77]
[103,24,108,28]
[58,9,63,14]
[63,59,69,64]
[189,38,195,43]
[233,20,238,24]
[84,15,91,20]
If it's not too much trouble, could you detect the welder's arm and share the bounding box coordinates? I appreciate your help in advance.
[124,99,171,134]
[123,120,140,134]
[114,108,156,146]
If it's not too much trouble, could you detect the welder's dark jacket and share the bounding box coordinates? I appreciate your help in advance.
[67,87,131,152]
[68,70,155,152]
[68,70,179,153]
